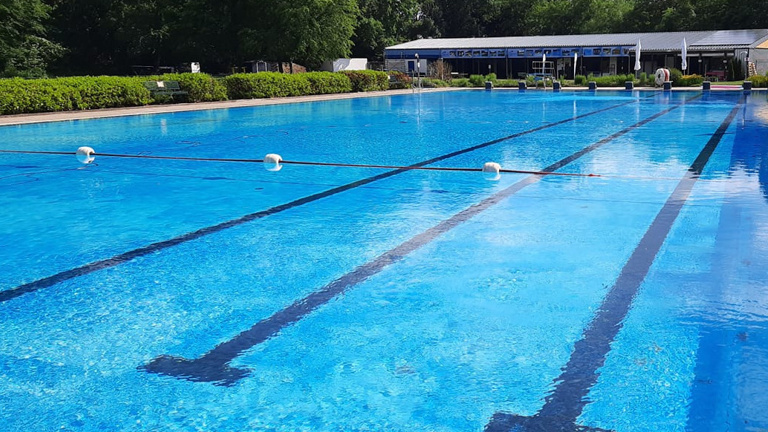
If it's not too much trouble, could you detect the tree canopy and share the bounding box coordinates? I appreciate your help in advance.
[0,0,765,77]
[0,0,63,77]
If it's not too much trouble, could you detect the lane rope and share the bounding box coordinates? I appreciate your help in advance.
[0,148,602,178]
[0,148,718,182]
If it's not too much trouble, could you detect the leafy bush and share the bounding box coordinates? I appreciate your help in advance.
[591,74,636,87]
[303,72,353,94]
[158,73,228,102]
[747,75,768,88]
[339,70,389,92]
[421,78,450,88]
[638,72,649,86]
[574,75,587,85]
[55,76,152,109]
[485,73,497,84]
[451,78,471,87]
[0,76,151,115]
[387,71,411,89]
[675,74,704,86]
[495,79,519,87]
[222,72,313,99]
[669,68,683,85]
[469,74,485,87]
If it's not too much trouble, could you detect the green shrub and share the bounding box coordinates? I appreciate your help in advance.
[574,75,587,85]
[674,74,704,86]
[638,72,649,86]
[339,70,388,92]
[303,72,353,94]
[591,74,636,87]
[421,78,450,88]
[485,73,497,84]
[0,76,152,115]
[158,73,227,102]
[669,68,683,84]
[451,78,471,87]
[747,75,768,88]
[387,71,411,89]
[469,74,485,87]
[495,79,519,87]
[222,72,313,99]
[51,76,150,109]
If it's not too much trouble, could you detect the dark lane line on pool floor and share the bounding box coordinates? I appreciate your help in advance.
[141,94,701,386]
[0,96,652,304]
[485,97,744,432]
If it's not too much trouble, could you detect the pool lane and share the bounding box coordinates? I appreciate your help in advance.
[575,94,768,432]
[0,93,651,302]
[486,96,743,432]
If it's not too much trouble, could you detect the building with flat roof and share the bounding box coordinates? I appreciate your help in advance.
[385,29,768,80]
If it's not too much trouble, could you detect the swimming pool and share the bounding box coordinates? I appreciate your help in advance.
[1,89,766,431]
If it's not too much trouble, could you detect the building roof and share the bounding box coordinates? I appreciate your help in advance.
[386,29,768,52]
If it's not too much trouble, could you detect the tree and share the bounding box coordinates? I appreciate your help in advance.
[526,0,631,35]
[352,0,424,60]
[49,0,126,75]
[426,0,504,38]
[239,0,358,69]
[483,0,531,36]
[0,0,63,77]
[111,0,181,68]
[622,0,697,32]
[694,0,768,30]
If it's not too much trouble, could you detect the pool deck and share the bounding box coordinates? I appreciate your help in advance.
[0,86,754,127]
[0,88,461,127]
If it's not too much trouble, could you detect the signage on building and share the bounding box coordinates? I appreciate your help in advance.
[439,46,633,59]
[441,49,507,59]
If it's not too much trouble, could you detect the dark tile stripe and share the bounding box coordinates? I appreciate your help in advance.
[141,95,698,386]
[486,96,743,432]
[0,96,646,304]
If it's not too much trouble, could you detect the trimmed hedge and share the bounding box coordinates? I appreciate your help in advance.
[0,70,388,115]
[469,74,486,87]
[495,79,519,87]
[0,76,151,115]
[222,72,313,99]
[158,73,228,102]
[221,72,356,99]
[421,78,450,88]
[588,74,636,87]
[303,72,353,94]
[387,71,411,89]
[339,70,389,92]
[451,78,471,87]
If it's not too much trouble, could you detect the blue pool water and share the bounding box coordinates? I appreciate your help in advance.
[1,90,767,431]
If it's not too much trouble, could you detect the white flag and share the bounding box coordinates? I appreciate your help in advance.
[681,38,688,71]
[634,40,642,71]
[573,52,578,78]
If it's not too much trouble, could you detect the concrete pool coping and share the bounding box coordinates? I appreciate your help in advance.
[0,86,757,127]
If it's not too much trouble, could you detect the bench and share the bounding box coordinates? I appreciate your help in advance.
[143,80,188,100]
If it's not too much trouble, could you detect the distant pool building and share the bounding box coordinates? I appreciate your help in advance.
[384,29,768,80]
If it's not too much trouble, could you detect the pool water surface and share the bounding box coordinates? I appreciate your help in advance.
[1,90,767,431]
